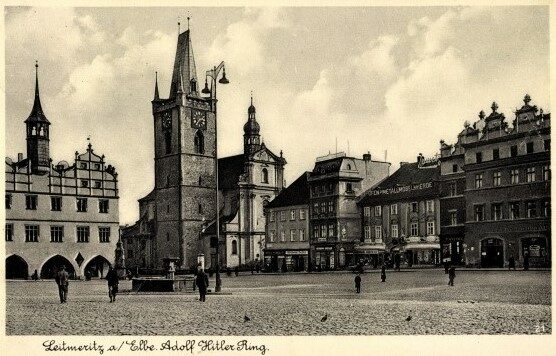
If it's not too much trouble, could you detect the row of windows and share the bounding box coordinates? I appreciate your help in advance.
[312,224,337,239]
[78,162,104,170]
[5,224,111,243]
[268,229,307,242]
[364,201,435,217]
[473,139,550,164]
[269,209,307,222]
[5,195,110,213]
[79,180,104,188]
[474,165,550,189]
[473,200,550,221]
[363,222,435,239]
[312,201,335,215]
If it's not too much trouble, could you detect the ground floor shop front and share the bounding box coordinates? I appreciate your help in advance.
[464,220,550,268]
[264,249,309,272]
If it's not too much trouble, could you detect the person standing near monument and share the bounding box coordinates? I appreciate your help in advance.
[55,265,69,303]
[106,266,119,303]
[196,268,209,302]
[381,265,387,282]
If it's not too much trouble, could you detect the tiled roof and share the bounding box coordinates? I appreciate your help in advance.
[266,172,310,209]
[138,189,156,202]
[218,154,245,190]
[358,162,440,205]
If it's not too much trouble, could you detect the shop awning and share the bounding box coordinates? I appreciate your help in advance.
[404,243,441,250]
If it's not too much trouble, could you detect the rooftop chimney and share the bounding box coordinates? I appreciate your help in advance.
[363,152,371,161]
[400,161,409,166]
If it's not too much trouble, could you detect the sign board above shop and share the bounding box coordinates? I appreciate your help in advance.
[285,251,309,255]
[369,182,433,196]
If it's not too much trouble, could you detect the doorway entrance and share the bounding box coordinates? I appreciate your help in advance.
[481,238,504,268]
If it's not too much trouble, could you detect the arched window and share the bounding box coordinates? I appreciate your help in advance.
[261,168,269,183]
[231,240,238,255]
[165,131,172,154]
[31,126,37,136]
[198,203,203,214]
[194,131,205,154]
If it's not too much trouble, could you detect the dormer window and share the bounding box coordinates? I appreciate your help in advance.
[80,163,87,169]
[347,164,351,170]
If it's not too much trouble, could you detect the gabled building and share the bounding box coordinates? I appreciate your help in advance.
[357,155,441,267]
[264,172,310,272]
[5,64,119,279]
[308,152,390,270]
[449,95,551,267]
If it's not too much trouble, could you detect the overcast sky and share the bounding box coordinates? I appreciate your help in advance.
[4,6,549,224]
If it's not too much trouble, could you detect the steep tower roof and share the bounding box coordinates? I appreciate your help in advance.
[25,61,50,124]
[243,94,260,135]
[169,30,198,98]
[153,71,160,100]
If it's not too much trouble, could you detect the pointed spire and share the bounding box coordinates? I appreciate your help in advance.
[169,23,197,98]
[177,63,184,94]
[154,71,160,100]
[26,61,49,124]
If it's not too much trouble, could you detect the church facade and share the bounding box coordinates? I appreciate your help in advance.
[200,99,286,269]
[139,27,285,270]
[5,64,119,279]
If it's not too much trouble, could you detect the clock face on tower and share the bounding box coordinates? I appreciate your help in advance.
[191,109,207,130]
[162,111,172,130]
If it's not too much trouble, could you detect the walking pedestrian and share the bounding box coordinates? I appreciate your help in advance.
[106,266,119,303]
[448,266,456,286]
[523,252,530,271]
[395,254,401,271]
[196,268,209,302]
[508,256,516,271]
[354,273,361,293]
[235,266,239,277]
[381,265,386,282]
[256,264,260,273]
[31,269,39,281]
[55,265,69,303]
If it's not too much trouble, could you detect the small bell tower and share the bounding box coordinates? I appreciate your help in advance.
[25,61,51,174]
[243,94,261,155]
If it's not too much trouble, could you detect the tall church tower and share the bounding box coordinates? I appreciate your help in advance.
[152,28,216,268]
[25,62,51,174]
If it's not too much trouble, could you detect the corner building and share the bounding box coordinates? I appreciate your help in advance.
[308,152,390,270]
[5,65,119,279]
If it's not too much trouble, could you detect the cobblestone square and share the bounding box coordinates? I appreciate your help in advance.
[6,270,551,335]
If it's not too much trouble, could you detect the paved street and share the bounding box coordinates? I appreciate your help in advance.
[6,269,551,335]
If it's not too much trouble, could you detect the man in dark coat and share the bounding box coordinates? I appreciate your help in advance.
[381,265,387,282]
[106,266,119,302]
[523,252,530,271]
[196,269,209,302]
[448,266,456,286]
[354,273,361,293]
[508,256,516,270]
[55,265,69,303]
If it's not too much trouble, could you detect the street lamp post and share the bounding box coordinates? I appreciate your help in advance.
[202,61,229,293]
